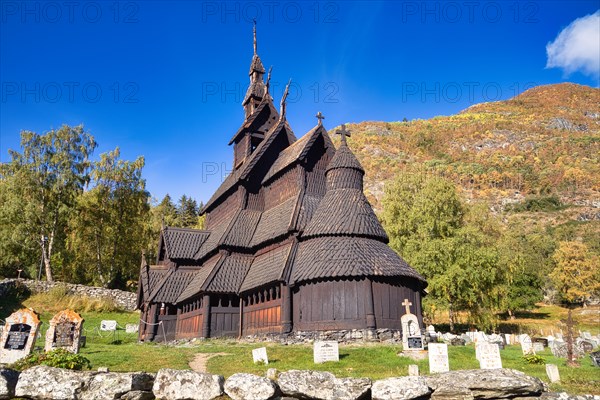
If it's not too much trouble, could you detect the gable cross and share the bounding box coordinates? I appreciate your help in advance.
[402,299,413,315]
[316,111,325,126]
[336,124,351,145]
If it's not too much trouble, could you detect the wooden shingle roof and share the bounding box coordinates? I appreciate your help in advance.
[250,195,297,247]
[194,211,238,260]
[162,227,210,262]
[262,125,325,184]
[221,209,262,248]
[153,269,199,303]
[240,242,293,293]
[326,142,364,174]
[291,236,425,285]
[176,255,223,303]
[302,188,389,241]
[204,254,254,293]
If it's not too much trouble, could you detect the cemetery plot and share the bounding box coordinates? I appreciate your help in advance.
[401,299,424,351]
[477,343,502,369]
[45,309,84,354]
[428,343,449,373]
[0,308,41,364]
[314,341,339,363]
[252,347,269,364]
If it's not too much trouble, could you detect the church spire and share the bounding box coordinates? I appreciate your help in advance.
[243,22,266,118]
[253,19,258,55]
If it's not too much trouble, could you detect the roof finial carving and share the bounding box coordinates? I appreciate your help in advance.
[253,19,257,55]
[280,79,291,119]
[316,111,325,126]
[265,66,273,96]
[336,124,351,145]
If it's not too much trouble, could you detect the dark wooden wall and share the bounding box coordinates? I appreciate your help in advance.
[241,285,283,335]
[292,278,367,331]
[372,279,423,329]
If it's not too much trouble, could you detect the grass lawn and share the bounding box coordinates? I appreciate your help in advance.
[1,290,598,395]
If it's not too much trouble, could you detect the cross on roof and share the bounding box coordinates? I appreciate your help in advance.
[336,124,351,145]
[316,111,325,126]
[402,299,413,315]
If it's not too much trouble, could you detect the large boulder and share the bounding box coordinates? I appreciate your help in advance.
[15,365,92,399]
[0,369,19,400]
[278,370,371,400]
[224,373,277,400]
[79,371,155,400]
[152,369,223,400]
[371,376,431,400]
[424,369,544,399]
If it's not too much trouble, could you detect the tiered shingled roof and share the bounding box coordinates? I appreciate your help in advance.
[138,27,426,309]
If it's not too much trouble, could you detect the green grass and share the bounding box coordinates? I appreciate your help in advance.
[1,290,599,395]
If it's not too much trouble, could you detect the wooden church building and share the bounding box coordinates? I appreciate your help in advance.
[136,27,427,341]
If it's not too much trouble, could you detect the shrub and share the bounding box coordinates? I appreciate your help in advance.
[507,196,565,212]
[522,353,546,364]
[11,349,91,371]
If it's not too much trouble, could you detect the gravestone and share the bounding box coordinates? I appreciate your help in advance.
[125,324,139,334]
[504,334,515,345]
[44,309,84,354]
[428,343,449,373]
[100,320,117,331]
[473,331,487,343]
[533,337,548,347]
[590,351,600,367]
[577,340,594,353]
[477,343,502,369]
[252,347,268,364]
[313,341,339,363]
[533,342,544,353]
[408,364,419,376]
[400,299,423,350]
[546,364,560,383]
[0,308,41,364]
[519,334,534,355]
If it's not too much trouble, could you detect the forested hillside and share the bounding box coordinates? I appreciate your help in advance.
[345,83,599,212]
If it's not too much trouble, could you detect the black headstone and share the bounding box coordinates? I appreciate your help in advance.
[4,324,31,351]
[407,336,423,349]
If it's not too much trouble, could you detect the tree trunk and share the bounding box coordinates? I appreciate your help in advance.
[566,307,577,366]
[449,303,455,332]
[508,309,515,320]
[41,234,53,282]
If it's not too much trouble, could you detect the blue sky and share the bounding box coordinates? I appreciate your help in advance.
[1,1,599,204]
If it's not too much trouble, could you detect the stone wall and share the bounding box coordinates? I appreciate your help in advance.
[0,279,138,312]
[1,366,598,400]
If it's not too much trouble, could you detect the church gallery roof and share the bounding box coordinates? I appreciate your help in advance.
[138,29,426,307]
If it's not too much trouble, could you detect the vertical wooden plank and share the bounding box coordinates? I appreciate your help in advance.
[333,280,344,321]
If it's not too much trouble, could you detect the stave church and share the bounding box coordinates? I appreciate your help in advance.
[136,27,427,341]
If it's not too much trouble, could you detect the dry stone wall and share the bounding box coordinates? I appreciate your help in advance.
[0,279,137,312]
[0,366,598,400]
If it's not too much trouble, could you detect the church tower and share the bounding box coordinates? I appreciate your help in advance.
[230,23,279,169]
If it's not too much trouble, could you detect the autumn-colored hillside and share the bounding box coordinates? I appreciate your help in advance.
[335,83,599,220]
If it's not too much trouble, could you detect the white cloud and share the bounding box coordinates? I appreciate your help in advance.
[546,10,600,78]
